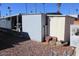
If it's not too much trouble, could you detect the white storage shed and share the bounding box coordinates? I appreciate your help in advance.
[47,15,75,42]
[22,14,47,42]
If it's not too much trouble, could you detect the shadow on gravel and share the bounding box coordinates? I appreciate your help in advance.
[0,28,30,50]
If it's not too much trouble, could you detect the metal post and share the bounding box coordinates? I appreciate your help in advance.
[35,3,37,14]
[8,6,11,16]
[17,15,18,31]
[25,3,27,14]
[76,9,78,14]
[0,4,1,17]
[42,3,45,13]
[7,6,12,29]
[0,10,1,17]
[16,15,20,32]
[57,3,61,13]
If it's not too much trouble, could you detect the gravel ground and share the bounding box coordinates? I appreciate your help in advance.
[0,40,76,56]
[0,29,76,56]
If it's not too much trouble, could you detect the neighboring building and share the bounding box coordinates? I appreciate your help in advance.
[69,15,78,18]
[0,14,22,32]
[74,18,79,25]
[70,18,79,47]
[0,13,76,42]
[70,17,79,56]
[70,25,79,47]
[70,25,79,56]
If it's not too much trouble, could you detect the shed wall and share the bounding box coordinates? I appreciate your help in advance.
[49,16,65,41]
[22,14,43,42]
[65,16,74,42]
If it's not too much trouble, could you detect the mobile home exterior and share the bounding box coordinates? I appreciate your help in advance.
[0,14,22,32]
[0,17,11,29]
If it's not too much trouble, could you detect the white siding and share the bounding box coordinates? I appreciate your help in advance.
[0,18,11,29]
[70,25,79,47]
[49,16,65,41]
[22,14,43,42]
[70,25,79,56]
[70,36,79,47]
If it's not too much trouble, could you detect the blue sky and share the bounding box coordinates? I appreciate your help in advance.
[0,3,79,16]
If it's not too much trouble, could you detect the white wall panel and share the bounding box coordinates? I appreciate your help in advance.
[22,14,42,42]
[49,16,65,41]
[0,18,11,29]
